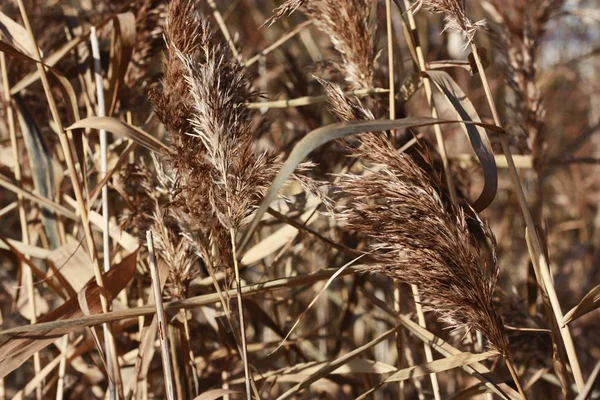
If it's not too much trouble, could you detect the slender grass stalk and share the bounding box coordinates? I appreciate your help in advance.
[90,26,116,399]
[244,20,313,67]
[229,227,252,400]
[146,231,176,400]
[206,0,241,61]
[469,41,584,392]
[401,0,458,207]
[14,1,124,396]
[0,49,42,400]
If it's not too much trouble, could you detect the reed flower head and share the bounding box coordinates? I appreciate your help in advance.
[338,150,509,353]
[151,0,278,273]
[414,0,486,42]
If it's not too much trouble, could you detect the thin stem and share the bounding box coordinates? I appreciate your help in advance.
[0,50,42,400]
[505,358,528,400]
[229,227,253,400]
[90,26,116,399]
[410,284,442,400]
[401,0,459,207]
[15,1,123,396]
[469,42,584,391]
[386,0,397,144]
[146,231,176,400]
[206,0,240,61]
[244,20,313,67]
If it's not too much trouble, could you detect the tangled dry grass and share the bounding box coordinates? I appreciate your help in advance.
[0,0,599,399]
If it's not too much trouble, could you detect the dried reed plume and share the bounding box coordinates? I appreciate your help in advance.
[414,0,486,42]
[151,0,278,251]
[268,0,376,90]
[338,148,510,354]
[483,0,564,160]
[266,0,307,26]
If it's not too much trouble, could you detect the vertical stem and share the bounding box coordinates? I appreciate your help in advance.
[386,0,397,145]
[229,228,252,400]
[505,358,527,400]
[401,0,458,206]
[469,42,584,391]
[90,26,116,399]
[146,231,176,400]
[15,1,123,396]
[0,51,42,400]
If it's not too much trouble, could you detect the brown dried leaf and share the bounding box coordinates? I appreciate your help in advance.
[0,249,138,380]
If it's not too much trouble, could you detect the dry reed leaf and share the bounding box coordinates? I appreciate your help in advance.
[0,11,39,56]
[105,12,136,116]
[46,239,95,293]
[62,196,139,253]
[275,326,400,400]
[194,389,243,400]
[427,70,498,211]
[66,117,170,154]
[574,360,600,400]
[0,173,76,220]
[384,350,499,382]
[9,6,127,95]
[356,351,500,399]
[0,266,368,337]
[272,254,365,354]
[241,208,316,265]
[0,249,138,380]
[0,40,80,124]
[239,117,504,252]
[562,285,600,326]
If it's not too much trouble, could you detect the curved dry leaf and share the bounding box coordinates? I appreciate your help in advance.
[194,389,243,400]
[0,11,39,56]
[563,285,600,326]
[0,249,138,380]
[0,40,80,125]
[272,254,365,355]
[427,70,498,212]
[105,12,136,116]
[66,117,170,154]
[239,117,504,253]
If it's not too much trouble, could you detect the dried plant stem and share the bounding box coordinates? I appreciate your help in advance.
[146,231,176,400]
[401,0,458,207]
[0,51,42,400]
[386,0,396,144]
[206,0,241,61]
[410,284,441,400]
[15,1,123,396]
[55,335,69,400]
[393,283,405,398]
[229,227,253,400]
[469,42,584,392]
[90,26,117,399]
[244,20,313,67]
[246,87,388,109]
[505,358,527,399]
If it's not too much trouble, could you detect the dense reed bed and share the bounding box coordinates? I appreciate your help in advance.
[0,0,598,398]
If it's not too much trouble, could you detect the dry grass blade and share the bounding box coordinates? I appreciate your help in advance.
[0,266,368,337]
[427,70,498,211]
[194,389,243,400]
[272,254,365,354]
[575,360,600,400]
[66,117,170,154]
[239,117,503,253]
[563,285,600,326]
[276,326,400,400]
[146,231,176,400]
[0,250,137,380]
[355,350,500,399]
